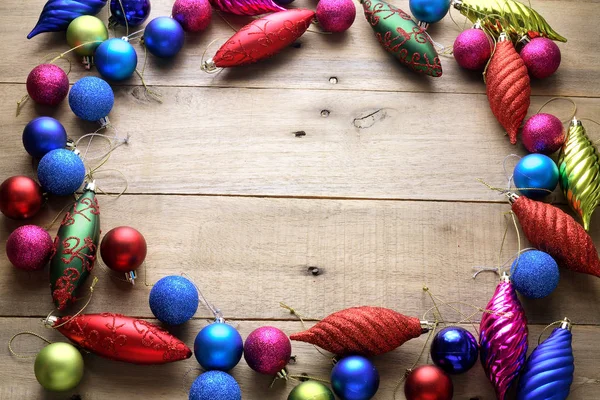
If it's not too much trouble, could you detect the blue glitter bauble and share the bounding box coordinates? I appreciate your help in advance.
[110,0,151,27]
[37,149,86,196]
[194,322,243,371]
[514,154,559,199]
[189,371,241,400]
[143,17,185,58]
[409,0,451,24]
[430,326,479,374]
[68,76,114,122]
[22,117,68,158]
[149,275,198,325]
[331,355,379,400]
[511,250,560,299]
[95,38,138,81]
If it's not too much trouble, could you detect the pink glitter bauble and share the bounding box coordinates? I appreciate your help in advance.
[243,326,291,375]
[316,0,356,33]
[453,28,492,70]
[6,225,53,271]
[522,113,565,154]
[26,64,69,106]
[172,0,212,33]
[520,38,561,79]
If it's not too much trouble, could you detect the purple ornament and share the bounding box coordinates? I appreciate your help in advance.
[6,225,53,271]
[520,38,561,79]
[522,113,565,154]
[453,28,491,70]
[480,273,528,400]
[316,0,356,33]
[243,326,291,375]
[172,0,212,32]
[26,64,69,106]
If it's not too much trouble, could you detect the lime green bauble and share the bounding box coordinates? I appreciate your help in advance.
[34,343,84,392]
[288,381,335,400]
[66,16,108,56]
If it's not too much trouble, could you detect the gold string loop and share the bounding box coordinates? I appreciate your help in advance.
[8,331,52,359]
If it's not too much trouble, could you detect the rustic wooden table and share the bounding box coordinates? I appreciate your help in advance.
[1,0,599,398]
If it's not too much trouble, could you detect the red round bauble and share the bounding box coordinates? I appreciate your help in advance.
[172,0,212,33]
[316,0,356,33]
[453,28,491,70]
[6,225,53,270]
[520,38,561,79]
[404,365,453,400]
[100,226,147,273]
[0,176,44,219]
[26,64,69,106]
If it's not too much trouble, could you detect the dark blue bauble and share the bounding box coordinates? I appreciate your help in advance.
[189,371,241,400]
[149,275,198,325]
[69,76,114,122]
[28,0,108,39]
[409,0,451,24]
[22,117,68,158]
[143,17,185,58]
[194,322,243,371]
[95,38,138,81]
[430,326,479,374]
[274,0,294,4]
[37,149,86,196]
[511,250,559,299]
[331,355,379,400]
[514,154,559,199]
[110,0,151,27]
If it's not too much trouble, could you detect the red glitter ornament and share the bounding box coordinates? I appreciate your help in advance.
[209,0,284,16]
[26,64,69,106]
[404,365,453,400]
[172,0,212,32]
[244,326,291,375]
[0,176,44,219]
[6,225,53,270]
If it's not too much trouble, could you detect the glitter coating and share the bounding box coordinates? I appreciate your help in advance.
[6,225,53,270]
[172,0,212,33]
[522,113,565,154]
[110,0,151,27]
[0,176,43,219]
[143,17,185,58]
[209,0,284,16]
[189,371,241,400]
[520,37,561,79]
[404,365,453,400]
[69,77,114,121]
[149,275,199,325]
[430,326,479,374]
[316,0,356,33]
[23,117,68,158]
[510,250,559,299]
[194,322,243,371]
[243,326,291,375]
[513,153,559,199]
[37,149,86,196]
[331,355,379,400]
[95,38,138,81]
[453,28,491,70]
[26,64,69,106]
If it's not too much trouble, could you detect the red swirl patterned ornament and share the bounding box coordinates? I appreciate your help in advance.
[209,0,284,16]
[201,9,315,71]
[46,313,192,364]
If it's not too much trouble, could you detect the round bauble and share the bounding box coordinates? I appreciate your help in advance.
[520,38,561,79]
[0,176,43,219]
[189,371,241,400]
[149,275,199,325]
[34,342,84,392]
[288,381,335,400]
[37,149,86,196]
[26,64,69,107]
[95,38,138,81]
[409,0,451,24]
[513,154,559,199]
[243,326,291,375]
[69,76,114,122]
[453,28,492,70]
[331,355,379,400]
[66,15,108,56]
[172,0,212,33]
[194,322,243,371]
[316,0,356,33]
[430,326,478,374]
[404,365,453,400]
[521,113,565,154]
[511,250,559,299]
[22,117,68,158]
[6,225,53,271]
[143,17,185,58]
[110,0,151,27]
[100,226,147,273]
[274,0,294,4]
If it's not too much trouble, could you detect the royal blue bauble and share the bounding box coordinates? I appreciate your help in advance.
[110,0,151,27]
[430,326,479,374]
[22,117,68,158]
[511,250,560,299]
[331,355,379,400]
[409,0,451,24]
[189,371,241,400]
[513,153,559,199]
[149,275,198,325]
[69,76,114,122]
[37,149,86,196]
[143,17,184,58]
[194,322,243,371]
[95,38,138,81]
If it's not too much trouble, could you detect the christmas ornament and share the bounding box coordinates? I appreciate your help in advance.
[0,176,43,219]
[510,250,559,299]
[430,326,478,374]
[453,25,491,70]
[26,64,69,107]
[331,355,379,400]
[288,381,335,400]
[520,37,561,79]
[109,0,151,27]
[66,15,108,56]
[452,0,567,43]
[360,0,442,77]
[34,342,84,391]
[22,117,68,158]
[100,226,147,283]
[94,38,138,81]
[143,17,185,58]
[479,272,528,400]
[69,76,114,123]
[513,153,558,199]
[209,0,283,16]
[46,313,192,364]
[290,306,433,356]
[172,0,212,33]
[49,182,100,310]
[189,371,242,400]
[149,275,199,325]
[6,225,53,271]
[28,0,107,39]
[485,33,530,144]
[516,318,574,400]
[244,326,291,375]
[194,322,243,371]
[275,0,294,4]
[558,117,600,231]
[404,365,453,400]
[316,0,356,33]
[202,9,314,71]
[409,0,451,25]
[37,149,86,196]
[521,113,565,154]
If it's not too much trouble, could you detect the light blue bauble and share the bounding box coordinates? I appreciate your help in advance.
[95,38,138,81]
[194,322,243,371]
[511,250,560,299]
[514,154,559,199]
[409,0,451,24]
[149,275,198,325]
[189,371,241,400]
[69,76,114,122]
[37,149,86,196]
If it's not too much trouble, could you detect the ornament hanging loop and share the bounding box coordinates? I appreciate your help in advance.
[181,272,224,322]
[538,317,573,345]
[8,331,52,359]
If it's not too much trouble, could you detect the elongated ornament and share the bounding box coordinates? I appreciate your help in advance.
[209,0,284,16]
[28,0,107,39]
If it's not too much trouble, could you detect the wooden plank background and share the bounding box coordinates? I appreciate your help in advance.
[1,0,599,398]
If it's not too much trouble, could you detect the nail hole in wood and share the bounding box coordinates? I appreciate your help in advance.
[329,77,338,84]
[292,41,302,48]
[294,131,306,137]
[298,373,309,382]
[70,396,82,400]
[308,266,322,276]
[321,110,330,118]
[289,355,297,364]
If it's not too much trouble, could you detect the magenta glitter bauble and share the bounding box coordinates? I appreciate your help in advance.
[243,326,291,375]
[520,38,561,79]
[316,0,356,33]
[453,28,491,70]
[26,64,69,106]
[6,225,53,271]
[172,0,212,33]
[522,113,565,154]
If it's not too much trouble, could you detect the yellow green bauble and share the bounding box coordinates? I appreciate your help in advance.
[66,15,108,56]
[288,381,335,400]
[34,342,84,391]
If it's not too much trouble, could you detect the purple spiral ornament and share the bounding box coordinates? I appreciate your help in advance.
[479,272,528,400]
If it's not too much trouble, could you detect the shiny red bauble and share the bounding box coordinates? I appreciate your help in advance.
[0,176,44,219]
[100,226,147,273]
[404,365,453,400]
